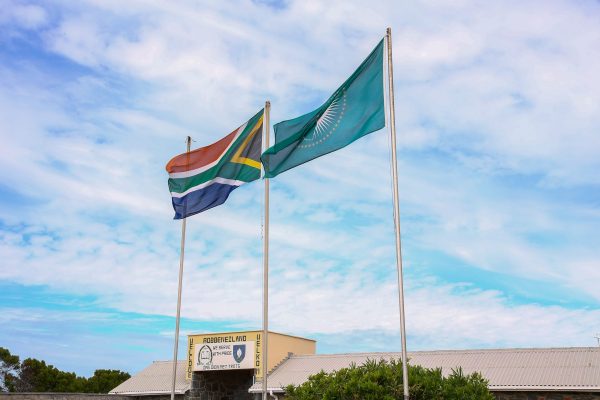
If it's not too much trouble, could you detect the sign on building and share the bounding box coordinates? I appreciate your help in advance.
[193,340,256,372]
[187,331,263,380]
[187,330,316,380]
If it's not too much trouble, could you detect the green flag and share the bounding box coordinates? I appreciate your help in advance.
[261,39,385,178]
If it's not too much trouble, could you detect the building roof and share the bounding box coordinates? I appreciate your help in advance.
[110,361,190,396]
[249,347,600,393]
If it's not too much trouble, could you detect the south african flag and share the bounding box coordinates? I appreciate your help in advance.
[166,109,264,219]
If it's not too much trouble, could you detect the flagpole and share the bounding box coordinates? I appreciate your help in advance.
[386,27,409,400]
[170,136,191,400]
[262,101,271,400]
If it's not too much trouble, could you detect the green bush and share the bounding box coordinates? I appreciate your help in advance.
[285,359,494,400]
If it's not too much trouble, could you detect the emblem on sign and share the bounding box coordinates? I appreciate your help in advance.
[198,345,212,366]
[233,344,246,363]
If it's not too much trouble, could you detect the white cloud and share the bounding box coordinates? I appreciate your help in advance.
[392,0,600,185]
[0,0,48,30]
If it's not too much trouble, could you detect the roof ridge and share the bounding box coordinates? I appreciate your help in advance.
[151,360,188,363]
[261,352,294,379]
[288,347,600,359]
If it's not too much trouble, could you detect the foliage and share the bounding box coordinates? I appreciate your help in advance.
[17,358,87,392]
[0,347,130,393]
[85,369,131,393]
[285,359,494,400]
[0,347,20,392]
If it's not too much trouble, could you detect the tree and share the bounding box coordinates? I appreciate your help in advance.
[85,369,130,393]
[0,347,20,392]
[1,348,130,393]
[285,359,495,400]
[17,358,86,392]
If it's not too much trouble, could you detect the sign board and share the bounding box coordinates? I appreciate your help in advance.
[187,331,263,380]
[193,340,256,372]
[186,330,315,381]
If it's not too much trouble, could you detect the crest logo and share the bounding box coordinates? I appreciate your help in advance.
[197,345,212,366]
[233,344,246,363]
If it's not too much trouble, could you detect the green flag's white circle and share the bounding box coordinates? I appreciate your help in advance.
[298,91,347,149]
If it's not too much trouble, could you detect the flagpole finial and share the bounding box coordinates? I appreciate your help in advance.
[387,27,392,36]
[265,100,270,108]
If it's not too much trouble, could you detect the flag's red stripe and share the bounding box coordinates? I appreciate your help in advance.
[166,128,238,173]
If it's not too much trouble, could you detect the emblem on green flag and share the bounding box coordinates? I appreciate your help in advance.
[261,38,385,178]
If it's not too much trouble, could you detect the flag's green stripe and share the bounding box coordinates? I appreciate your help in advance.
[169,163,225,191]
[230,162,261,183]
[216,111,263,163]
[168,163,260,193]
[169,110,263,193]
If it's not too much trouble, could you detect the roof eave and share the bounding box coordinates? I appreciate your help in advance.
[110,392,188,396]
[248,388,286,394]
[248,387,600,395]
[490,386,600,392]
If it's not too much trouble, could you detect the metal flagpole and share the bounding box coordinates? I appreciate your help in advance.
[262,101,271,400]
[170,136,191,400]
[386,27,409,400]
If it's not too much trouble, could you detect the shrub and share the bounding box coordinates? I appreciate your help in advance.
[285,359,494,400]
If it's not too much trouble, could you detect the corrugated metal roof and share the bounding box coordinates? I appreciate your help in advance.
[110,361,190,395]
[249,347,600,393]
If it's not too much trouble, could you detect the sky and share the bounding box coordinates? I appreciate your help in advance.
[1,0,599,378]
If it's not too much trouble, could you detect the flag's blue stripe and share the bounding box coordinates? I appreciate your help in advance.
[171,182,238,219]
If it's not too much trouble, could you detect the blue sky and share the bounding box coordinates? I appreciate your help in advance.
[1,0,599,377]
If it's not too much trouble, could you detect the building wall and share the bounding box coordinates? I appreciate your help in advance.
[0,395,131,400]
[254,391,600,400]
[267,334,315,374]
[187,370,254,400]
[494,392,600,400]
[0,394,185,400]
[127,395,185,400]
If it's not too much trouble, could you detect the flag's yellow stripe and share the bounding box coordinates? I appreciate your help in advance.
[233,157,262,169]
[231,115,263,169]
